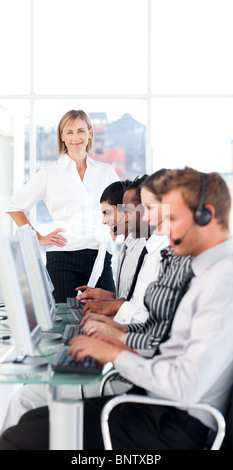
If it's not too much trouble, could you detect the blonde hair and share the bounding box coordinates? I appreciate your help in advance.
[57,110,94,154]
[153,166,231,230]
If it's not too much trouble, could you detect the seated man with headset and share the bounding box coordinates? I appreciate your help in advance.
[1,167,233,450]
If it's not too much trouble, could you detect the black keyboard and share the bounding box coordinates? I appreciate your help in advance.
[62,324,83,344]
[69,308,83,323]
[66,297,84,309]
[52,345,102,374]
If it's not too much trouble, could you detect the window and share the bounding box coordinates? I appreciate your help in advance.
[33,99,147,234]
[151,0,233,94]
[34,0,147,95]
[0,1,30,94]
[1,0,233,236]
[0,101,29,236]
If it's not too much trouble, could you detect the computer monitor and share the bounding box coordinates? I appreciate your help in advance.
[29,228,55,295]
[0,283,4,307]
[0,236,42,357]
[16,225,56,331]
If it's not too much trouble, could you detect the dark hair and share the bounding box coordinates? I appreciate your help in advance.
[126,174,149,202]
[100,179,132,206]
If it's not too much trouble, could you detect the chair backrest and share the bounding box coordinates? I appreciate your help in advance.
[220,385,233,450]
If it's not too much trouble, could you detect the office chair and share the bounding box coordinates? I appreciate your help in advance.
[99,369,133,396]
[220,384,233,450]
[99,371,226,450]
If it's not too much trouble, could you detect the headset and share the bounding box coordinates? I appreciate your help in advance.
[193,172,212,226]
[113,214,125,233]
[174,172,211,245]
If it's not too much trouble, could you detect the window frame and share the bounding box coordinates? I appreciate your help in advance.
[1,0,233,227]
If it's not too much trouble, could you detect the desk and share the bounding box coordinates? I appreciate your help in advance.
[0,304,111,450]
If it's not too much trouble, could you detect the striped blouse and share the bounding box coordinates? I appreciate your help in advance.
[125,248,193,356]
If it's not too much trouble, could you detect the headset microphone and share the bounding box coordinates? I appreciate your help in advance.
[173,223,195,245]
[113,214,125,233]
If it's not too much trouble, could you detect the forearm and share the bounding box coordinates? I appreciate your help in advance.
[7,211,41,238]
[111,327,127,342]
[99,298,125,317]
[68,335,137,365]
[7,211,66,247]
[126,322,145,333]
[125,331,160,353]
[125,316,171,352]
[82,298,125,317]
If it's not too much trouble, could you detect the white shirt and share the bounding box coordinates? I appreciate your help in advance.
[114,234,169,325]
[115,235,146,299]
[115,239,233,429]
[5,154,119,253]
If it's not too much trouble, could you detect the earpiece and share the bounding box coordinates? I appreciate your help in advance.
[193,173,212,226]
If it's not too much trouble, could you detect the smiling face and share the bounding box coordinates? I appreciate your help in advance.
[101,201,126,236]
[60,118,92,157]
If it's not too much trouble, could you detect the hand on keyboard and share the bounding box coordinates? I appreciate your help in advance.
[52,345,102,374]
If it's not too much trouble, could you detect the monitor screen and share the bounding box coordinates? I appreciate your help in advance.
[0,236,42,356]
[0,283,4,306]
[31,231,56,314]
[16,226,56,330]
[11,239,38,333]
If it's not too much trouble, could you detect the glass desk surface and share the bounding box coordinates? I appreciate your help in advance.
[0,304,114,451]
[0,304,112,386]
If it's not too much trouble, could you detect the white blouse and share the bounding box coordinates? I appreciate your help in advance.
[114,234,169,324]
[5,154,120,254]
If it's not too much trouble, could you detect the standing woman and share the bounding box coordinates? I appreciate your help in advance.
[5,110,119,302]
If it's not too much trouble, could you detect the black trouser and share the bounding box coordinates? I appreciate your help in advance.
[0,389,209,450]
[46,249,115,303]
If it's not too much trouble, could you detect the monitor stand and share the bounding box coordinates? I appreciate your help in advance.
[41,332,62,341]
[55,315,62,322]
[0,353,48,374]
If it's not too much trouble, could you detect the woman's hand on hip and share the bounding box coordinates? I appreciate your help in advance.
[38,228,67,247]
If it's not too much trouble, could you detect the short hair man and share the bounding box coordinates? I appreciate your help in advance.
[1,167,233,450]
[76,177,148,303]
